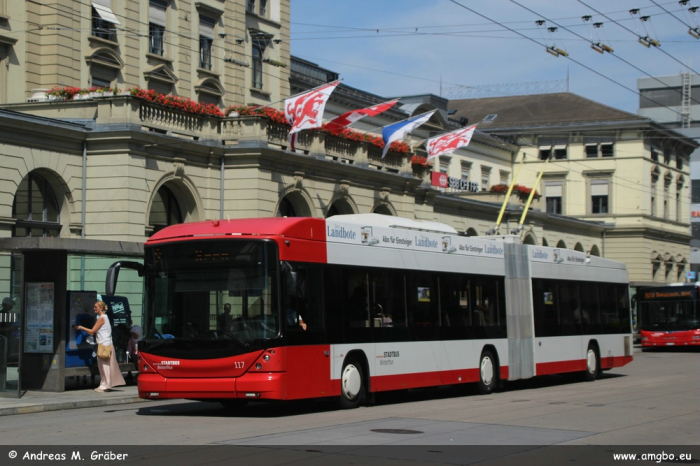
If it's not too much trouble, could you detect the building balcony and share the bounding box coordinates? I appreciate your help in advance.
[8,94,423,178]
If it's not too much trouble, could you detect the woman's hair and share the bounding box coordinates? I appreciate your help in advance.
[95,301,108,312]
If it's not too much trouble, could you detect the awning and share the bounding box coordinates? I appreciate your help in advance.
[93,3,120,25]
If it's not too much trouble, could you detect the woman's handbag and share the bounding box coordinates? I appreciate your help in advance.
[97,343,112,360]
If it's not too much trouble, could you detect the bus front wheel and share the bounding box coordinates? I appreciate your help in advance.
[339,359,365,409]
[478,350,497,395]
[583,344,600,382]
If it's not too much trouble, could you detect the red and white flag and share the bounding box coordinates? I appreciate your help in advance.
[285,81,340,150]
[426,124,478,163]
[326,99,399,131]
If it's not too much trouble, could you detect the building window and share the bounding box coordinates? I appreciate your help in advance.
[663,148,671,165]
[12,172,61,237]
[538,138,567,160]
[252,35,266,89]
[481,167,491,191]
[651,147,659,162]
[584,138,614,158]
[651,174,657,217]
[663,176,671,219]
[676,190,681,221]
[149,185,182,236]
[499,170,509,185]
[545,181,563,215]
[461,162,470,182]
[601,143,613,157]
[590,180,609,214]
[149,0,167,56]
[440,158,450,174]
[259,0,268,17]
[199,15,215,70]
[585,144,598,158]
[247,0,255,13]
[676,157,683,170]
[91,1,119,42]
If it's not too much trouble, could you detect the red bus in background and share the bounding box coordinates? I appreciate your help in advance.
[106,214,633,410]
[637,283,700,348]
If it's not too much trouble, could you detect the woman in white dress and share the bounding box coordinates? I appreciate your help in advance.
[75,301,126,392]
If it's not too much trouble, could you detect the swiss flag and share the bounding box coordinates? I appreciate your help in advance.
[326,99,399,131]
[285,81,340,150]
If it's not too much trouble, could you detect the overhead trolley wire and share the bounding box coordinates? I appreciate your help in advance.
[508,0,700,106]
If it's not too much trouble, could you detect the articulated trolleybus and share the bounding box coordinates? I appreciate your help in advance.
[106,214,633,409]
[637,283,700,348]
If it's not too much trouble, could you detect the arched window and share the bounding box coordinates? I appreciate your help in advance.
[556,240,567,249]
[276,197,297,217]
[372,204,394,216]
[149,185,183,235]
[12,172,61,237]
[326,198,355,218]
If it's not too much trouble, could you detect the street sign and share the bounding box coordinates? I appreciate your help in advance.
[686,271,696,281]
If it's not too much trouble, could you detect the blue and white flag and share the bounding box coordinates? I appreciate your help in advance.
[381,111,435,158]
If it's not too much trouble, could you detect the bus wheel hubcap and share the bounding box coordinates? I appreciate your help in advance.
[342,364,361,400]
[587,350,597,373]
[481,357,494,386]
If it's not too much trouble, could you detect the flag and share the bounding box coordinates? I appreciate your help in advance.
[326,99,399,131]
[426,124,478,163]
[285,81,339,150]
[381,111,435,158]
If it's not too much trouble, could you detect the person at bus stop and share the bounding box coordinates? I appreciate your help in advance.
[285,297,306,330]
[74,301,126,392]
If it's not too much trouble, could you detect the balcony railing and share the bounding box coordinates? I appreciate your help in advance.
[10,95,422,178]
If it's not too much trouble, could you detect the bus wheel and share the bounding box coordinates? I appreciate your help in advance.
[583,344,600,382]
[220,399,248,411]
[478,350,497,395]
[340,359,364,409]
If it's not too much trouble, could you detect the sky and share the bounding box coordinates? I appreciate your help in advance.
[290,0,700,114]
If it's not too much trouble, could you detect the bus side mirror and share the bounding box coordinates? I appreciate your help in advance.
[281,261,297,296]
[105,261,144,296]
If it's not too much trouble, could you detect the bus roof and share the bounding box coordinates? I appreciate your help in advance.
[146,217,327,244]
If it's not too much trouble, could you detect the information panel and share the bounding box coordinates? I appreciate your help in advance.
[24,282,54,353]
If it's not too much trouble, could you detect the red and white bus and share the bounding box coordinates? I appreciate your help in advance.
[106,214,633,409]
[636,283,700,348]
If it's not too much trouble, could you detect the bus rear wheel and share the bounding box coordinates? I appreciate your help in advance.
[583,344,600,382]
[478,350,497,395]
[339,359,364,409]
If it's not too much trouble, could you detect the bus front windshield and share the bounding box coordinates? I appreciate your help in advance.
[144,239,280,344]
[639,299,699,331]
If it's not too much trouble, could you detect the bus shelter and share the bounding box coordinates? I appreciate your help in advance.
[0,237,142,397]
